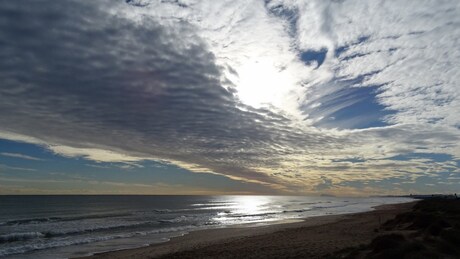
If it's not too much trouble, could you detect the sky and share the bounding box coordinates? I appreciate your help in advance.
[0,0,459,196]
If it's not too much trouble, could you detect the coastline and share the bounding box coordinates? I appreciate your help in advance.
[79,200,417,259]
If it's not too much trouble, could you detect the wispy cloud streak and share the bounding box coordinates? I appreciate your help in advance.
[1,152,43,161]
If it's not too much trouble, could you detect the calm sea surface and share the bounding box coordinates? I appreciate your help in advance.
[0,195,413,258]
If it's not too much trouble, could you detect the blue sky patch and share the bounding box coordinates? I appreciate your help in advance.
[301,48,328,68]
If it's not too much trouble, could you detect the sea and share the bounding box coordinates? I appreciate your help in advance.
[0,195,414,258]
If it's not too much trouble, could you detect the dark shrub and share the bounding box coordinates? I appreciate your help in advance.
[370,234,405,253]
[410,214,438,229]
[382,212,415,230]
[440,228,460,244]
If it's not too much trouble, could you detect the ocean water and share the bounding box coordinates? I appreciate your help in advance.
[0,195,413,258]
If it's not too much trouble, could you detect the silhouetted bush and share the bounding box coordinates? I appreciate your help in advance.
[334,198,460,258]
[370,234,405,253]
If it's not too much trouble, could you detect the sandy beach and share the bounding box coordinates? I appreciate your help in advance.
[80,201,416,259]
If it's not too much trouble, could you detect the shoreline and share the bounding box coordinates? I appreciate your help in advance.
[79,200,417,259]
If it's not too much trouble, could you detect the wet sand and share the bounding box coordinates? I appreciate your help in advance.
[80,201,416,259]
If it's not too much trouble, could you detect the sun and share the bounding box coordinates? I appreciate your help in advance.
[228,57,297,111]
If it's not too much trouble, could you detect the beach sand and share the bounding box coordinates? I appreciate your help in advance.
[80,201,416,259]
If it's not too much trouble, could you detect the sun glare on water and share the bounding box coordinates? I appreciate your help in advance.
[232,195,269,215]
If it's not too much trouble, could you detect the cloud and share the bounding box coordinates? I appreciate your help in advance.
[0,164,37,172]
[0,152,43,161]
[0,175,259,195]
[0,0,459,195]
[0,0,307,188]
[296,0,460,128]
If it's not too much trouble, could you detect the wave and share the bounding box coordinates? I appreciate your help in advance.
[134,208,207,215]
[215,204,353,220]
[0,221,157,244]
[311,203,357,209]
[0,232,44,243]
[223,207,316,218]
[214,207,314,221]
[151,209,173,214]
[0,225,200,257]
[299,201,331,205]
[0,217,61,226]
[221,211,281,219]
[191,202,238,207]
[282,208,312,213]
[158,215,192,224]
[48,221,155,236]
[0,212,133,226]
